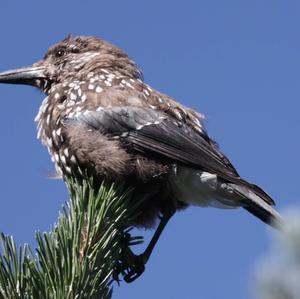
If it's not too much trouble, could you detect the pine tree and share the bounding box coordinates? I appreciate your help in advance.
[0,178,144,299]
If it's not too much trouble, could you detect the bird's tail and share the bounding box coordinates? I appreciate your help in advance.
[229,183,284,230]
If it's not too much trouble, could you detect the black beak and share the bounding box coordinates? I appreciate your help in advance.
[0,65,47,86]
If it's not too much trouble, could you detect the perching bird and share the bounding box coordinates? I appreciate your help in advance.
[0,35,283,281]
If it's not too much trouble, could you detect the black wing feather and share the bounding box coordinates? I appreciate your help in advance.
[74,106,274,205]
[76,106,240,177]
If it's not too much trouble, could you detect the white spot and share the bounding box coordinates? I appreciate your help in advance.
[57,104,65,110]
[100,75,105,79]
[42,100,49,113]
[174,110,183,120]
[121,132,129,137]
[69,82,76,88]
[95,86,103,93]
[193,117,201,126]
[81,94,87,102]
[194,126,203,134]
[65,166,72,174]
[54,153,59,162]
[61,155,67,165]
[125,82,134,89]
[78,88,82,97]
[88,84,95,90]
[70,93,77,101]
[89,78,96,83]
[75,106,82,112]
[83,110,91,116]
[96,107,104,111]
[101,69,109,74]
[46,114,51,125]
[144,89,150,96]
[77,167,83,175]
[66,100,75,107]
[54,93,60,100]
[130,78,135,83]
[70,155,76,163]
[55,164,63,176]
[63,148,69,157]
[65,108,72,115]
[56,128,62,136]
[158,97,163,103]
[47,137,53,148]
[68,112,75,118]
[105,81,112,86]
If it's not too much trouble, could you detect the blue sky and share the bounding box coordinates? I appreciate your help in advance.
[0,1,299,298]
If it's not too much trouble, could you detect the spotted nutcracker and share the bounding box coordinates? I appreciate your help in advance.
[0,35,283,281]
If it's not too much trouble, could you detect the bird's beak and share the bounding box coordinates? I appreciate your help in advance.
[0,65,47,86]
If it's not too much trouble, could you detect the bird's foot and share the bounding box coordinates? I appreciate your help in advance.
[113,205,176,284]
[113,232,146,283]
[122,251,146,283]
[113,248,146,283]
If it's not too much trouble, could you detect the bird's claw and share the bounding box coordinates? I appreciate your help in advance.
[113,232,146,283]
[122,253,146,283]
[113,251,146,283]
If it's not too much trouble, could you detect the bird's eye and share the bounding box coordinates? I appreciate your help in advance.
[56,49,65,57]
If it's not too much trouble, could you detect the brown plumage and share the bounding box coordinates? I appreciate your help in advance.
[0,35,283,281]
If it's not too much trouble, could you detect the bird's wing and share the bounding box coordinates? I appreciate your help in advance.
[67,105,274,205]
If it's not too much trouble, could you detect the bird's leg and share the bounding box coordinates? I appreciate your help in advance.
[121,205,176,283]
[141,207,175,264]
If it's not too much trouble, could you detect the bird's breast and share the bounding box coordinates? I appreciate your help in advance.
[35,92,79,178]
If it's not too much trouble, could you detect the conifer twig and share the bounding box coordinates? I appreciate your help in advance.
[0,178,144,298]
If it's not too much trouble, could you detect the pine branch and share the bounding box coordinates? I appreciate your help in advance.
[0,178,144,298]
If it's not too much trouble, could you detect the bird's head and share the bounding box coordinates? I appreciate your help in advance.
[0,35,143,93]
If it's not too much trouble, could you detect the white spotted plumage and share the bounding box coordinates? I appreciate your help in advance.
[34,67,207,183]
[95,86,103,93]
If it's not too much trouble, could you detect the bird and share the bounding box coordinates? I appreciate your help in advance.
[0,35,283,282]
